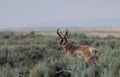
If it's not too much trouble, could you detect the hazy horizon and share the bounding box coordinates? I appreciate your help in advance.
[0,0,120,28]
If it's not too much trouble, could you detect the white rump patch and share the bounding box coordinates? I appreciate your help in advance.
[73,50,83,59]
[89,47,98,56]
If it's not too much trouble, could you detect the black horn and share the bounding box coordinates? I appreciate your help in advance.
[57,29,62,38]
[65,29,68,37]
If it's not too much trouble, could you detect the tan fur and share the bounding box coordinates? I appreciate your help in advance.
[63,43,98,65]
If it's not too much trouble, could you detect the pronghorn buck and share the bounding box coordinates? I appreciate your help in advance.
[57,29,98,66]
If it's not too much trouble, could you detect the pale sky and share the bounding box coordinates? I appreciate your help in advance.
[0,0,120,28]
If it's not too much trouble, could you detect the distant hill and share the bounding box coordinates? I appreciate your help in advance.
[0,26,120,32]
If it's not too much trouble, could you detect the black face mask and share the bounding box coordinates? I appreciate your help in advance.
[60,39,63,45]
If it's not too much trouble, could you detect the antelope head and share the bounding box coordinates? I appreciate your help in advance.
[57,29,68,46]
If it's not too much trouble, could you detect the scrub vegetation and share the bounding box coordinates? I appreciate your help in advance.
[0,31,120,77]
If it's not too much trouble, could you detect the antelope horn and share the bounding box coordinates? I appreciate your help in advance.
[65,29,68,37]
[57,29,62,38]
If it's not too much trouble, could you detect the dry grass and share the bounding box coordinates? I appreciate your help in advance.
[85,32,120,37]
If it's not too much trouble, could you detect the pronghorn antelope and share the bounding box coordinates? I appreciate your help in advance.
[57,29,98,66]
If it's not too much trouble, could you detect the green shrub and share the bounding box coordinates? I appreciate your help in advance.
[0,32,120,77]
